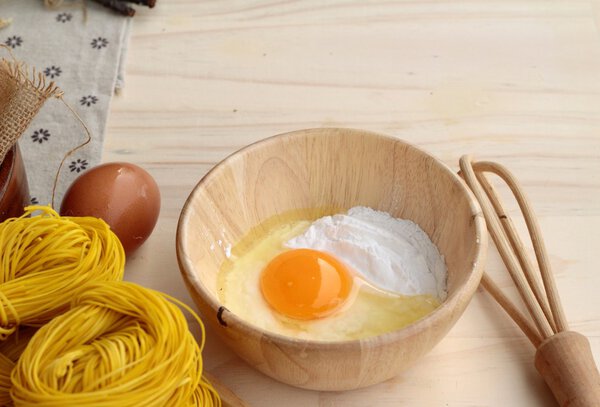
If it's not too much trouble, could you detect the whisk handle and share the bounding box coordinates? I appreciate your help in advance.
[535,331,600,407]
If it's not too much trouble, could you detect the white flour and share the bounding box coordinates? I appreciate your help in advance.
[286,206,447,300]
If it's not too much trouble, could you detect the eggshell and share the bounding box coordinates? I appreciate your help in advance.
[60,162,160,254]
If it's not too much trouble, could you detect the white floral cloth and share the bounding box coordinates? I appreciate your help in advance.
[1,0,131,206]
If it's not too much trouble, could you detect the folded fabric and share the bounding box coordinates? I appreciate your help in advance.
[1,0,131,207]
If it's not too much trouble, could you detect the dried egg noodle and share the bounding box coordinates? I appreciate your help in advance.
[0,353,13,406]
[0,206,124,338]
[0,207,219,405]
[11,281,220,407]
[0,327,36,404]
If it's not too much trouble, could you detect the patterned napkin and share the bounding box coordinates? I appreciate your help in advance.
[1,0,131,207]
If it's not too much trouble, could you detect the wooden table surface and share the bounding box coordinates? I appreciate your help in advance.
[107,1,600,405]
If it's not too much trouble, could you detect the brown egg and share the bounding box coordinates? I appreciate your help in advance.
[60,162,160,254]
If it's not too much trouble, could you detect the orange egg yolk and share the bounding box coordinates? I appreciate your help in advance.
[260,248,353,320]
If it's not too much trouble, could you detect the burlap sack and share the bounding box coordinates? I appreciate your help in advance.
[0,56,62,164]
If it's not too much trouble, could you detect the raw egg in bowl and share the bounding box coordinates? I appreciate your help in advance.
[177,128,487,391]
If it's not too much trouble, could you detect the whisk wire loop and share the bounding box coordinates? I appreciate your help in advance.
[460,155,600,407]
[459,156,567,342]
[474,172,557,334]
[479,273,543,347]
[472,160,568,334]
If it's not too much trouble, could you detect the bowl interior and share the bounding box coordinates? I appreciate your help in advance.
[180,128,483,323]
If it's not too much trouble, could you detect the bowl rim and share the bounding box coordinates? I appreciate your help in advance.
[177,127,487,349]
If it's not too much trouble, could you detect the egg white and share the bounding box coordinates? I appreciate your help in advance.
[218,218,440,341]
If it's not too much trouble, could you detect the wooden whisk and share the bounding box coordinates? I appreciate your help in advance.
[459,155,600,407]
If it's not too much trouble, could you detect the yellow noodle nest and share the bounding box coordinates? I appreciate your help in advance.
[0,206,220,406]
[0,327,36,405]
[0,206,125,338]
[11,281,220,407]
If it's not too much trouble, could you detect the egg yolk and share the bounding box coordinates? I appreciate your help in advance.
[260,248,353,320]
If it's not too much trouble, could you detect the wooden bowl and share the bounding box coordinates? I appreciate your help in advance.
[177,128,487,391]
[0,144,29,222]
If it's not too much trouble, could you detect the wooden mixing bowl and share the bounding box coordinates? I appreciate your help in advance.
[0,144,29,222]
[177,128,487,391]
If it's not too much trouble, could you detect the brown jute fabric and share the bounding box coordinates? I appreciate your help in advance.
[0,57,62,164]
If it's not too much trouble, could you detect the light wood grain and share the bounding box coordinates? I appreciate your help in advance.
[535,331,600,407]
[203,371,249,407]
[106,1,600,405]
